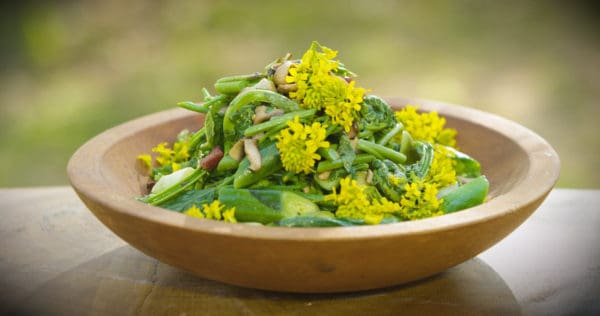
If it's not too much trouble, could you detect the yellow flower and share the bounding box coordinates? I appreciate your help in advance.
[152,142,174,166]
[322,79,366,132]
[426,145,457,188]
[286,41,366,132]
[202,200,223,220]
[276,115,330,174]
[137,154,152,169]
[325,177,401,224]
[183,204,205,219]
[222,208,237,223]
[388,173,404,186]
[148,138,191,170]
[395,106,457,147]
[398,176,443,221]
[183,201,237,223]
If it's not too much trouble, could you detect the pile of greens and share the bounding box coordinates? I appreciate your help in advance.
[137,42,488,227]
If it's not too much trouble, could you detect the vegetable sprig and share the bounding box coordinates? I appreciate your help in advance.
[137,41,488,226]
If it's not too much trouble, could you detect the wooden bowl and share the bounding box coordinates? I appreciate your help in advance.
[67,97,560,293]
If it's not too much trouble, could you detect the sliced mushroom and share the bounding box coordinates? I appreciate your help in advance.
[254,105,285,124]
[229,139,245,161]
[252,78,277,92]
[244,138,262,171]
[273,60,293,86]
[277,83,297,94]
[318,170,331,180]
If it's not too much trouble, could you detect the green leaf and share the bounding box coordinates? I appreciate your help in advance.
[158,188,216,212]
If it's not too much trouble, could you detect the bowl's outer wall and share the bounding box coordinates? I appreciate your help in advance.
[68,98,560,293]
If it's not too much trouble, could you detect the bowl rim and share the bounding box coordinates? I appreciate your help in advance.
[67,97,560,241]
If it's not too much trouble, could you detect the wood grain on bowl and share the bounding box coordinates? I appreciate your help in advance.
[67,97,560,293]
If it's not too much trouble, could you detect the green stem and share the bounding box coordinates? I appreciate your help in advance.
[177,101,209,113]
[244,109,316,136]
[188,127,206,150]
[177,95,229,114]
[316,154,375,172]
[214,73,264,95]
[377,123,403,146]
[357,139,407,164]
[147,168,206,206]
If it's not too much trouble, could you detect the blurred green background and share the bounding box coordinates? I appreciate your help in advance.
[0,1,598,188]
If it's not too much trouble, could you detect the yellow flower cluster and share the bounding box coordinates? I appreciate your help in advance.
[286,42,366,132]
[398,176,443,221]
[395,106,457,147]
[276,115,330,174]
[426,145,457,188]
[183,200,237,223]
[325,177,401,224]
[137,139,190,172]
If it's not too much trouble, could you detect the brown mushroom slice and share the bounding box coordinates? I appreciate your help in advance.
[229,139,245,161]
[273,61,293,86]
[254,106,285,124]
[244,138,262,171]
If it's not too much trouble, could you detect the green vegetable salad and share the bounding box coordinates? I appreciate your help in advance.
[137,41,488,227]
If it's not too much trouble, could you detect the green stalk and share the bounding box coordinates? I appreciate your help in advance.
[147,168,206,206]
[188,127,206,150]
[244,109,316,136]
[357,139,407,164]
[214,72,264,94]
[177,94,229,114]
[177,101,210,113]
[316,154,375,172]
[377,123,403,146]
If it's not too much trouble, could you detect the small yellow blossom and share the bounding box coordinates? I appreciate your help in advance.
[426,145,457,188]
[202,200,223,220]
[286,41,366,132]
[322,79,366,132]
[325,177,401,224]
[147,138,191,170]
[276,115,330,174]
[183,204,205,219]
[395,106,457,147]
[398,176,443,221]
[137,154,152,169]
[183,201,237,223]
[388,173,404,186]
[222,208,237,223]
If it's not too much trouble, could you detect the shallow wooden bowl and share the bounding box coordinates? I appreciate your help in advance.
[67,97,560,293]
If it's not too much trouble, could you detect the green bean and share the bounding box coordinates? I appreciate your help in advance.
[233,143,282,188]
[214,72,264,95]
[218,188,319,224]
[316,154,375,172]
[440,176,489,213]
[377,123,403,146]
[357,139,407,164]
[177,94,230,113]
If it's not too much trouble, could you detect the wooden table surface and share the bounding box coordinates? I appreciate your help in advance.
[0,187,598,315]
